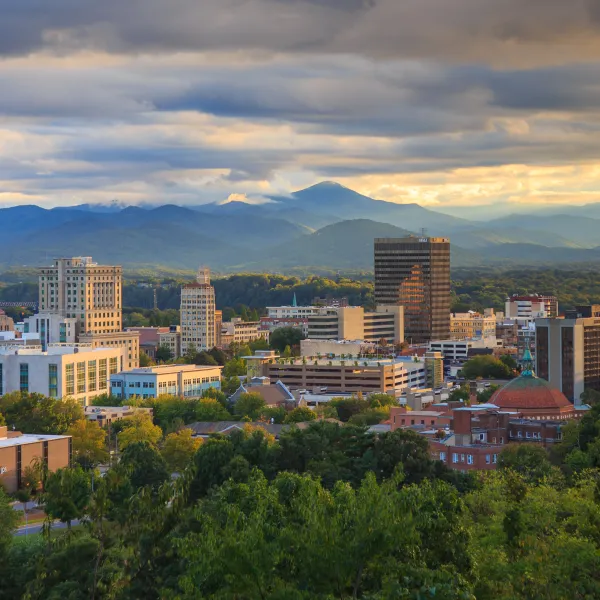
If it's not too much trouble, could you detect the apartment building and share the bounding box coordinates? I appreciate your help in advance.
[158,326,181,359]
[374,236,451,343]
[307,305,404,344]
[110,364,222,400]
[0,344,124,405]
[180,268,216,354]
[536,312,600,404]
[451,310,496,340]
[0,426,71,493]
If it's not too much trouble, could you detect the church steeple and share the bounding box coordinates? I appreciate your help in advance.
[521,344,535,378]
[292,292,298,307]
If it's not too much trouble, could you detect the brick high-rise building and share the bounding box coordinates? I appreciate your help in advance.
[374,237,451,344]
[180,267,216,354]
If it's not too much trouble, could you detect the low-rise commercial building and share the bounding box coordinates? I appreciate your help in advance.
[259,354,425,395]
[221,318,269,346]
[505,294,557,320]
[260,316,309,336]
[125,326,170,360]
[300,339,377,358]
[307,305,404,344]
[110,364,222,400]
[0,425,71,493]
[85,405,153,427]
[451,310,496,340]
[0,310,15,332]
[158,326,181,359]
[428,338,499,362]
[0,344,124,405]
[79,331,140,370]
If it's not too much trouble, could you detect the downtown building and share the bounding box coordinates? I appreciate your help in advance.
[536,308,600,405]
[374,236,451,344]
[35,256,139,369]
[180,268,216,355]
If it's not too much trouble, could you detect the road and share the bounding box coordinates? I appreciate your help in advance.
[14,519,81,537]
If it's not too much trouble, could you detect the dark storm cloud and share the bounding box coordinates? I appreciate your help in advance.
[1,0,600,63]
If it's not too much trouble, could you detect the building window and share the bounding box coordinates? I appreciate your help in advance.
[485,455,491,464]
[99,359,107,390]
[460,454,465,462]
[48,364,58,398]
[452,453,458,463]
[492,454,497,464]
[467,455,474,465]
[439,452,446,462]
[66,364,75,396]
[109,357,118,376]
[77,362,86,394]
[518,431,522,438]
[19,363,29,393]
[88,360,97,392]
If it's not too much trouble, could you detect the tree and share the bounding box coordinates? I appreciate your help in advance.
[120,441,169,491]
[233,392,266,420]
[282,345,292,358]
[156,344,173,363]
[193,351,219,366]
[461,355,512,380]
[223,357,247,378]
[195,397,231,422]
[139,351,155,367]
[284,407,317,424]
[161,428,202,472]
[448,385,470,403]
[0,487,18,554]
[118,412,163,450]
[0,392,83,434]
[329,396,370,422]
[189,437,235,501]
[67,419,108,469]
[498,444,554,483]
[580,388,600,405]
[499,354,518,371]
[477,385,500,404]
[269,327,304,353]
[43,466,91,528]
[368,393,397,408]
[208,346,228,366]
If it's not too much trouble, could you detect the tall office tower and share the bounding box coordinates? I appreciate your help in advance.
[536,309,600,405]
[374,237,451,344]
[180,267,216,355]
[39,257,122,335]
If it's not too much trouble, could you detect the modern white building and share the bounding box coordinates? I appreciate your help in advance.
[0,344,124,405]
[22,312,78,350]
[221,318,269,345]
[180,268,216,354]
[266,305,323,319]
[505,294,556,320]
[110,364,222,400]
[306,305,404,344]
[428,338,500,362]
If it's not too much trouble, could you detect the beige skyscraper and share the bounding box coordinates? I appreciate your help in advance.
[180,267,216,354]
[39,256,122,334]
[38,257,139,370]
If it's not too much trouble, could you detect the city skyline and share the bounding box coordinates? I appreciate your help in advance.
[2,1,600,212]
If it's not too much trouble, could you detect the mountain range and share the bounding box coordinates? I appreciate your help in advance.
[2,181,600,273]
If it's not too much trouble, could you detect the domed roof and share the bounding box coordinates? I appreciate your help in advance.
[490,374,572,410]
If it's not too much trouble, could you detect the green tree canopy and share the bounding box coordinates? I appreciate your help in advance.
[461,355,512,380]
[43,466,91,528]
[284,407,317,424]
[120,441,170,491]
[269,327,304,353]
[161,428,202,472]
[234,392,266,420]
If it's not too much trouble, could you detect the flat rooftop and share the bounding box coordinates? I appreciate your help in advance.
[0,433,70,448]
[115,364,222,375]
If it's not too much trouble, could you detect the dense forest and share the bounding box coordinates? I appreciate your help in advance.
[4,394,600,599]
[3,269,600,318]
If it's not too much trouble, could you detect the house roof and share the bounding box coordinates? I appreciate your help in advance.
[188,421,287,437]
[238,380,295,406]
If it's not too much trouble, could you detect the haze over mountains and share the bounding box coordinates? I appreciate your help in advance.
[2,182,600,273]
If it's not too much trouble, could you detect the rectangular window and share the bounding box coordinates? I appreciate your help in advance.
[518,431,522,438]
[77,362,86,394]
[526,432,531,439]
[19,363,29,393]
[460,454,465,463]
[452,453,458,464]
[492,454,497,464]
[66,364,75,396]
[48,364,58,398]
[439,452,446,462]
[88,360,97,392]
[485,455,491,464]
[467,455,474,465]
[99,359,107,390]
[109,357,118,375]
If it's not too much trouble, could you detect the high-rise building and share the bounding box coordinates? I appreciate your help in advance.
[38,256,139,369]
[39,257,122,334]
[505,294,558,320]
[374,237,451,344]
[536,311,600,405]
[180,267,216,354]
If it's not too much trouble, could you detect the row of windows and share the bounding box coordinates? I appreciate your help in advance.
[439,452,497,465]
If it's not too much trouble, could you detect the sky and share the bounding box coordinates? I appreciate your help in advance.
[3,0,600,211]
